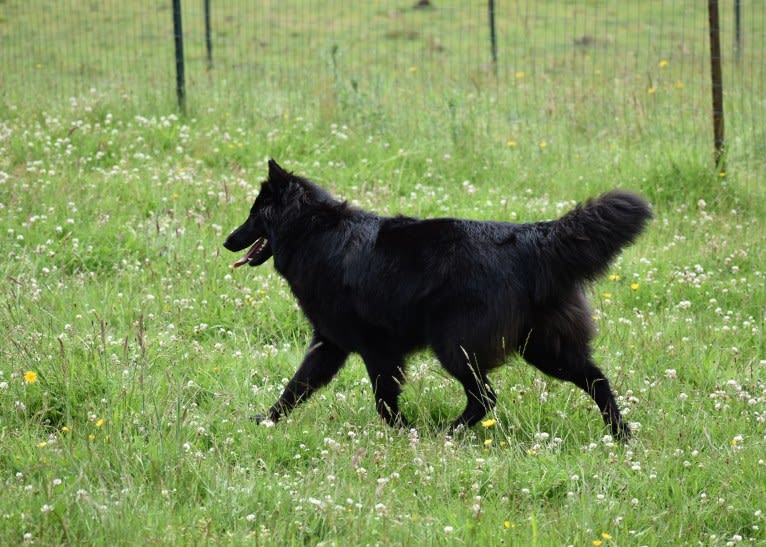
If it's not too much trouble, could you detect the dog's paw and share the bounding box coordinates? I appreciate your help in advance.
[444,422,469,438]
[252,413,276,427]
[613,421,632,442]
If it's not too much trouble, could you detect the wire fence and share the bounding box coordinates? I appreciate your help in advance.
[2,1,764,166]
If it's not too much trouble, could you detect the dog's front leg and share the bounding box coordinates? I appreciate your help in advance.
[361,353,410,428]
[257,334,349,423]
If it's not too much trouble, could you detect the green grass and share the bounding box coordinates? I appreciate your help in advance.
[1,1,766,545]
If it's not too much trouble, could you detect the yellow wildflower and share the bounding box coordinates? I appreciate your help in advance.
[481,418,496,428]
[24,371,38,384]
[95,418,105,428]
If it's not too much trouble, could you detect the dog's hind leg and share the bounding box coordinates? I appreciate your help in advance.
[261,333,349,423]
[433,345,497,430]
[361,353,410,428]
[521,339,630,440]
[452,374,497,431]
[577,360,630,440]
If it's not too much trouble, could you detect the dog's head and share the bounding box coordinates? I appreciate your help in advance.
[225,159,295,268]
[225,158,338,269]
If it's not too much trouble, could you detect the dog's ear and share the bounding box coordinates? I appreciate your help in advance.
[267,159,290,185]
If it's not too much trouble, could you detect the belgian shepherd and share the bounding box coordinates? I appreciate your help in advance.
[224,159,651,439]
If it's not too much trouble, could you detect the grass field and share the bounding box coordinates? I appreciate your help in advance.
[2,1,766,545]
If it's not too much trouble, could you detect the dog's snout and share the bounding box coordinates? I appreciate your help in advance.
[223,223,254,252]
[223,229,237,251]
[223,233,238,251]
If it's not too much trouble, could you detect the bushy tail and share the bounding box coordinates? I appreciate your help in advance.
[545,190,651,284]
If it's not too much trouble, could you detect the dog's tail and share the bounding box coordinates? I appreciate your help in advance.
[542,190,651,286]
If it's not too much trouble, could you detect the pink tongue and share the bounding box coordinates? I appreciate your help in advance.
[231,239,264,269]
[232,256,249,269]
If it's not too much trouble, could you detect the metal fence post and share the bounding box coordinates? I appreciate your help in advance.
[707,0,725,167]
[734,0,742,62]
[488,0,498,75]
[172,0,186,112]
[205,0,213,71]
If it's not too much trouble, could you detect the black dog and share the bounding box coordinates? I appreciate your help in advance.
[225,159,651,439]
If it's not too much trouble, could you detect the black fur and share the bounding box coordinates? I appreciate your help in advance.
[224,159,651,439]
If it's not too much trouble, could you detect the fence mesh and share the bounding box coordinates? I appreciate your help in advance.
[2,1,764,165]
